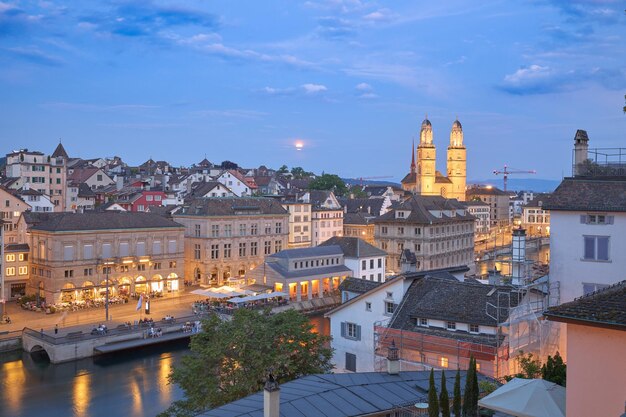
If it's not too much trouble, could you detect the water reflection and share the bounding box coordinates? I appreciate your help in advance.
[72,371,91,417]
[1,358,26,416]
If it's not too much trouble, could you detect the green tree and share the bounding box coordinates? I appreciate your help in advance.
[308,173,348,196]
[290,166,313,179]
[440,371,450,417]
[514,351,542,379]
[453,369,462,417]
[463,356,478,417]
[428,368,439,417]
[277,165,289,175]
[161,309,332,417]
[541,351,566,387]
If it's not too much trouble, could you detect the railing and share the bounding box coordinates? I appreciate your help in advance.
[573,148,626,177]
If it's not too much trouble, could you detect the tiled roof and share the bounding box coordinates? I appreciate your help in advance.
[319,236,386,258]
[343,212,377,225]
[390,277,523,329]
[524,193,551,208]
[339,277,382,294]
[189,181,232,198]
[466,186,508,197]
[375,195,474,224]
[77,183,96,198]
[435,171,453,184]
[542,177,626,212]
[176,197,288,217]
[200,370,489,417]
[4,243,30,252]
[270,245,343,260]
[401,172,417,184]
[29,212,184,232]
[266,262,352,279]
[544,280,626,328]
[339,198,384,215]
[51,142,69,159]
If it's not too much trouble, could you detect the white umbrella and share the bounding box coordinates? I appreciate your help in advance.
[478,378,565,417]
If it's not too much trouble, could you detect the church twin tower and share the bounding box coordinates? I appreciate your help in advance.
[401,117,467,201]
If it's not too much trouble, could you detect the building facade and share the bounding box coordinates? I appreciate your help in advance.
[374,195,475,275]
[173,197,289,286]
[22,212,185,304]
[0,186,31,243]
[401,118,466,202]
[320,236,387,282]
[521,194,551,237]
[463,200,491,235]
[280,200,312,249]
[305,191,343,246]
[466,186,510,228]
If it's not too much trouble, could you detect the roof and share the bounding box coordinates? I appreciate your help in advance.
[375,195,474,225]
[319,236,386,258]
[542,177,626,212]
[189,181,233,198]
[77,183,96,198]
[67,167,107,183]
[176,197,288,217]
[4,243,29,252]
[435,171,453,184]
[28,212,184,232]
[544,280,626,329]
[270,245,344,260]
[338,277,382,294]
[340,198,385,215]
[343,212,377,225]
[523,193,551,208]
[401,172,417,184]
[390,276,523,329]
[200,370,485,417]
[51,142,69,159]
[466,186,508,197]
[266,262,352,280]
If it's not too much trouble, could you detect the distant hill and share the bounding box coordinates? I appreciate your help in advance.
[342,178,401,187]
[470,178,560,193]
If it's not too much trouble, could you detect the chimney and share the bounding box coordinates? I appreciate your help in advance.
[263,374,280,417]
[573,129,589,176]
[115,175,123,191]
[387,339,400,375]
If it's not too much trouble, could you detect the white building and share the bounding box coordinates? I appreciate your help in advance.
[304,190,343,245]
[320,236,387,282]
[14,185,54,213]
[215,170,251,197]
[521,194,551,237]
[463,200,491,235]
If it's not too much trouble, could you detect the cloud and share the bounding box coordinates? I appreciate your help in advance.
[358,92,378,99]
[80,3,219,38]
[363,8,395,22]
[301,83,328,94]
[355,82,372,91]
[304,0,367,14]
[316,16,355,39]
[545,0,622,24]
[4,46,63,66]
[0,2,43,36]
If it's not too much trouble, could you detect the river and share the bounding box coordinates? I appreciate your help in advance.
[0,315,330,417]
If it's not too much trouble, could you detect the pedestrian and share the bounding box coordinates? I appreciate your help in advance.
[54,324,58,335]
[40,328,44,336]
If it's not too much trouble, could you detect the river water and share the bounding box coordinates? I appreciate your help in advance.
[0,315,330,417]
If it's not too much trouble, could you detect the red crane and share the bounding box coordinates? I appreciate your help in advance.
[492,165,536,191]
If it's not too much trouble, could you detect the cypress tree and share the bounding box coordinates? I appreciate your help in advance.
[428,368,439,417]
[463,357,477,417]
[472,357,479,410]
[453,368,462,417]
[440,371,450,417]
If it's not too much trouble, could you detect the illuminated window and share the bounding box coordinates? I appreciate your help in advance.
[18,266,28,275]
[476,363,481,371]
[6,267,16,276]
[440,357,449,368]
[6,254,15,262]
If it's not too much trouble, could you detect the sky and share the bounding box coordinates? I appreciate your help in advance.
[1,0,625,182]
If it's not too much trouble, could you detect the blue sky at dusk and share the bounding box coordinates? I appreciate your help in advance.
[1,0,624,182]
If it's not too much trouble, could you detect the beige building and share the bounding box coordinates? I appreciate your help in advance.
[402,118,467,201]
[343,212,376,245]
[374,195,475,274]
[280,200,312,248]
[521,194,551,237]
[305,191,344,246]
[49,143,69,211]
[21,211,185,304]
[0,185,31,243]
[3,243,30,299]
[467,185,510,228]
[172,197,289,286]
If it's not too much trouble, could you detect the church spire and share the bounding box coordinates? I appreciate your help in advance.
[410,138,416,174]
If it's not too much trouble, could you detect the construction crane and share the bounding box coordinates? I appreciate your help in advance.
[493,165,536,191]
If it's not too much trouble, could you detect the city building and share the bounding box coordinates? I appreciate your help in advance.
[462,199,491,235]
[172,197,289,286]
[14,185,54,213]
[325,266,468,373]
[304,190,343,246]
[2,243,29,299]
[466,185,510,228]
[342,212,377,245]
[21,211,185,304]
[401,118,466,201]
[319,236,386,282]
[280,199,312,249]
[374,195,475,274]
[0,185,31,243]
[49,142,69,210]
[215,170,252,197]
[247,245,351,301]
[544,281,626,417]
[67,167,114,190]
[521,194,551,237]
[5,149,51,196]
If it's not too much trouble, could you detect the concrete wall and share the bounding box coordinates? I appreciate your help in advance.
[567,324,626,417]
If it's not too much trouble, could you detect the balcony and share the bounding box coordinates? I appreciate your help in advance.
[573,148,626,177]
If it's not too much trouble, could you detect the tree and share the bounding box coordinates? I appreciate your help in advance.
[541,351,566,387]
[221,160,239,170]
[308,174,348,196]
[463,356,478,417]
[290,166,313,179]
[161,309,332,417]
[514,351,542,379]
[277,165,289,175]
[428,368,439,417]
[453,369,462,417]
[440,371,451,417]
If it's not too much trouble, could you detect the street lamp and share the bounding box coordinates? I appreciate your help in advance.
[97,258,112,322]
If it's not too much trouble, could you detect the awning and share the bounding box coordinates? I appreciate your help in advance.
[478,378,565,417]
[192,286,253,298]
[226,291,287,304]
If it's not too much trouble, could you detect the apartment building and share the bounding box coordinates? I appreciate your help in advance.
[280,199,312,249]
[467,186,510,228]
[304,190,343,246]
[173,197,289,286]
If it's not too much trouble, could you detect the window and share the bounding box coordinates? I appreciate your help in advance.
[83,268,93,276]
[583,236,610,261]
[275,222,282,234]
[365,302,372,311]
[250,242,258,256]
[169,261,176,268]
[239,224,246,236]
[137,264,146,271]
[378,258,382,268]
[447,321,456,330]
[64,270,73,278]
[103,266,112,274]
[194,224,201,237]
[470,324,479,333]
[264,223,272,234]
[153,262,161,270]
[211,224,219,237]
[152,241,162,255]
[581,214,614,225]
[345,352,357,372]
[398,227,404,235]
[370,259,374,269]
[583,282,609,295]
[223,243,231,258]
[250,224,258,235]
[224,224,232,237]
[381,226,388,235]
[168,240,177,253]
[194,244,201,260]
[415,227,421,235]
[341,322,361,340]
[19,253,28,261]
[440,357,449,368]
[97,174,103,181]
[274,240,282,253]
[146,195,153,201]
[378,273,382,281]
[239,242,246,257]
[6,267,15,276]
[136,241,145,257]
[119,242,129,257]
[362,260,367,270]
[385,301,395,315]
[63,245,75,261]
[155,195,162,201]
[5,254,15,262]
[264,241,271,255]
[419,318,428,327]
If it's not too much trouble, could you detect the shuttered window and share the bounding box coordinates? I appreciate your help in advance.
[340,322,361,341]
[168,240,177,253]
[345,353,356,372]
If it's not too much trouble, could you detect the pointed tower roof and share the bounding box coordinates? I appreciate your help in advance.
[51,141,69,159]
[410,138,416,174]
